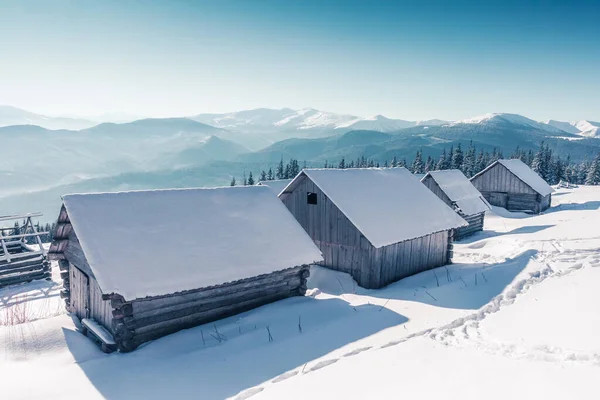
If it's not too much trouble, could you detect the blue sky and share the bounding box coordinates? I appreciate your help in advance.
[0,0,598,121]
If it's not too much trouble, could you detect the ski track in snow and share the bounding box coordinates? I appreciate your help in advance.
[237,243,600,398]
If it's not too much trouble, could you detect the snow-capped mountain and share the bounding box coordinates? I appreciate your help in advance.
[573,121,600,137]
[546,119,600,137]
[190,108,358,132]
[0,105,96,130]
[454,113,566,134]
[191,108,450,134]
[335,115,415,131]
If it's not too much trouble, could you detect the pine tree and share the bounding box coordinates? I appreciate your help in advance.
[259,170,267,182]
[462,141,476,177]
[267,168,274,181]
[339,157,346,169]
[452,143,464,170]
[586,153,600,185]
[399,158,407,168]
[532,142,548,181]
[475,149,485,174]
[242,172,247,186]
[247,171,255,186]
[384,160,389,168]
[436,149,447,170]
[276,157,284,179]
[391,155,398,167]
[230,177,236,186]
[424,156,434,172]
[324,160,329,168]
[448,145,455,169]
[411,150,424,174]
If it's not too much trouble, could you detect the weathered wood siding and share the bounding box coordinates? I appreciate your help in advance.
[421,176,453,208]
[377,231,449,287]
[281,173,454,289]
[471,163,550,213]
[111,265,310,352]
[471,163,537,195]
[69,265,89,320]
[281,174,380,288]
[454,212,485,240]
[89,277,113,333]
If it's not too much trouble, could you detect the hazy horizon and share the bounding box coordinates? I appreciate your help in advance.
[1,0,599,122]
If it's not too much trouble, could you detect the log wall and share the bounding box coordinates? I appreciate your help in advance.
[471,162,551,214]
[111,265,310,352]
[0,242,50,289]
[49,203,317,352]
[454,212,485,240]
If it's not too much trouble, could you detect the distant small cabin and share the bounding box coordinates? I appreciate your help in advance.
[421,170,491,240]
[256,179,293,195]
[470,159,553,214]
[280,168,467,289]
[49,186,323,352]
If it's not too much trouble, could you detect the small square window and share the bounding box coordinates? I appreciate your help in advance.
[307,192,318,205]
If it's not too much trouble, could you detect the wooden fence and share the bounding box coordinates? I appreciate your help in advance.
[0,213,50,289]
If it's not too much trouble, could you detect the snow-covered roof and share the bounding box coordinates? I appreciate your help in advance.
[285,168,467,248]
[257,179,293,196]
[62,186,323,301]
[496,159,554,196]
[422,170,491,216]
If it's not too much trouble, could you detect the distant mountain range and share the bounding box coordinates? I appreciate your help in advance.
[2,105,600,221]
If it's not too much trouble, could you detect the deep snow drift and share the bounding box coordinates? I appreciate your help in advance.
[1,186,600,399]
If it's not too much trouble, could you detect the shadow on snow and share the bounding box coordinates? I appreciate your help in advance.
[457,225,555,244]
[64,295,407,400]
[367,249,537,311]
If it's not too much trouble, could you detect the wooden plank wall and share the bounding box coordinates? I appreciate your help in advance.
[111,265,310,352]
[540,194,551,212]
[70,266,89,320]
[376,231,449,287]
[281,175,379,288]
[89,277,114,333]
[471,163,537,195]
[421,176,453,208]
[506,193,540,213]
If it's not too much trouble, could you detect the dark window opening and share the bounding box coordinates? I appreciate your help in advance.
[307,192,318,205]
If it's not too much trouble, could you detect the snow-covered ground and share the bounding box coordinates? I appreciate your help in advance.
[2,187,600,399]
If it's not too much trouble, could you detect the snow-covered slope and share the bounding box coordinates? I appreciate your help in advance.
[0,105,96,130]
[335,115,415,132]
[3,187,600,400]
[455,113,566,134]
[192,108,449,134]
[545,119,600,138]
[573,120,600,137]
[190,108,358,132]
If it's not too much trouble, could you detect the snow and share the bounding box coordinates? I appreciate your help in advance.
[298,168,467,247]
[497,159,554,196]
[256,179,293,196]
[423,169,491,215]
[62,186,323,301]
[455,113,565,133]
[3,186,600,400]
[573,120,600,137]
[546,119,600,137]
[82,318,116,345]
[335,115,415,132]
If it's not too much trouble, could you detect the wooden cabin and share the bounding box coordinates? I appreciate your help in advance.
[256,179,293,195]
[48,186,323,352]
[470,159,553,214]
[279,168,467,289]
[421,170,491,240]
